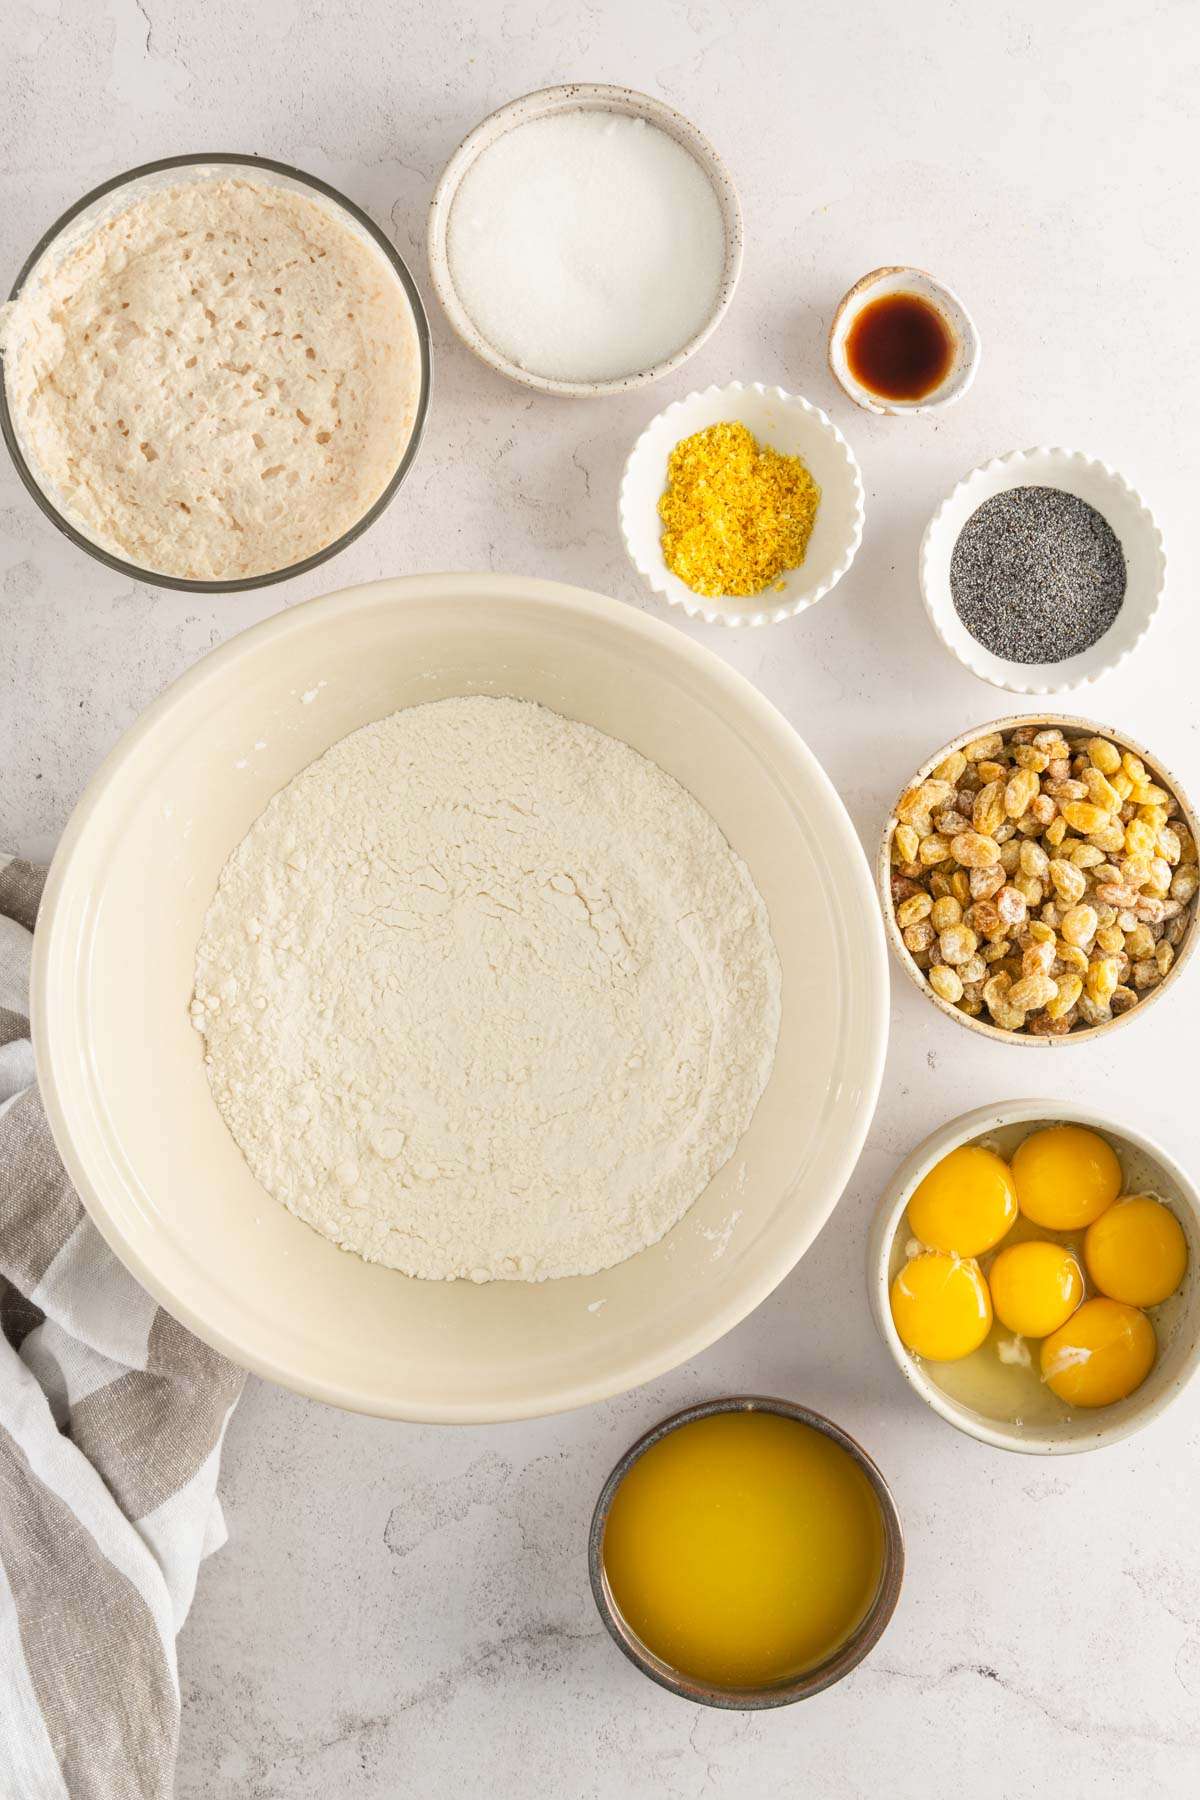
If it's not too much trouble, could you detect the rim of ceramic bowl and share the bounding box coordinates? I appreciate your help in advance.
[588,1395,905,1707]
[426,83,743,399]
[827,265,981,416]
[878,713,1200,1046]
[867,1101,1200,1455]
[617,380,866,627]
[918,448,1166,695]
[0,152,433,594]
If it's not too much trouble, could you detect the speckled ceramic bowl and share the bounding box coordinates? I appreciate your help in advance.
[828,266,980,416]
[868,1103,1200,1455]
[879,713,1200,1046]
[426,84,742,398]
[589,1396,904,1707]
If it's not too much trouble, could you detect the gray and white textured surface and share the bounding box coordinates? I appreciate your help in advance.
[2,1,1199,1794]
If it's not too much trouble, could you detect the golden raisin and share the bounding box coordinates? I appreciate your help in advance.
[1086,956,1122,1003]
[1062,800,1110,835]
[939,924,979,965]
[932,750,967,785]
[1046,973,1083,1019]
[1087,737,1121,775]
[963,733,1004,763]
[1008,973,1058,1012]
[930,896,962,932]
[1060,903,1098,948]
[896,893,933,928]
[1004,768,1040,819]
[928,964,963,1004]
[972,781,1006,838]
[951,831,1001,869]
[1048,858,1086,905]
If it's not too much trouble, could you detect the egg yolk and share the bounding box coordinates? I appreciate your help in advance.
[988,1240,1083,1339]
[1084,1196,1188,1308]
[890,1253,992,1361]
[1012,1125,1121,1231]
[906,1144,1018,1257]
[1040,1297,1156,1408]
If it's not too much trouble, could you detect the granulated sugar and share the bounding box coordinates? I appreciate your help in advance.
[446,110,726,383]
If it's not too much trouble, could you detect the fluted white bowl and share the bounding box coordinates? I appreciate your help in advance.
[619,381,865,627]
[920,448,1165,694]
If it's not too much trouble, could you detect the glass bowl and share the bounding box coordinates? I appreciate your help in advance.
[0,152,432,593]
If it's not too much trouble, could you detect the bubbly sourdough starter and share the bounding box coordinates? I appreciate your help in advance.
[192,697,781,1282]
[1,176,421,579]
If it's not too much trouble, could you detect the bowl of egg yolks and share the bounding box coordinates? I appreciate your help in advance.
[868,1101,1200,1453]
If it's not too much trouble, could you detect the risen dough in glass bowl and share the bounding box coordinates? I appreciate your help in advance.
[0,154,430,590]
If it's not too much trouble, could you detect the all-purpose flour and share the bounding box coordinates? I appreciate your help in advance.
[192,697,781,1282]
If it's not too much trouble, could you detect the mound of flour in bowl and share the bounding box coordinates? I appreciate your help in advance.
[1,175,422,580]
[192,697,781,1282]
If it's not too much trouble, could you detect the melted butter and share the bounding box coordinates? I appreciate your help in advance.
[602,1411,885,1690]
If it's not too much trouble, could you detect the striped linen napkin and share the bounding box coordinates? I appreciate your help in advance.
[0,856,244,1800]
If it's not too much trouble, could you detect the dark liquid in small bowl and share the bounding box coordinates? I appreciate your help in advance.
[845,292,955,402]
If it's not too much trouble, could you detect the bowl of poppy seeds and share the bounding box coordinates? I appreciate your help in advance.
[919,448,1165,695]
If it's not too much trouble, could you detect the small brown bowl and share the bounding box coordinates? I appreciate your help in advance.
[879,713,1200,1046]
[588,1395,904,1709]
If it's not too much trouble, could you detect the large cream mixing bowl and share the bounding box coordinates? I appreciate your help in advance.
[32,574,888,1422]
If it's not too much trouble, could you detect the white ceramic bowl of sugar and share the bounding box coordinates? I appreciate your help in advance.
[33,573,889,1422]
[868,1101,1200,1455]
[427,84,743,398]
[619,381,866,627]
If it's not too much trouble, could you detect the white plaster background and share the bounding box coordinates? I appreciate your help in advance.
[2,1,1199,1794]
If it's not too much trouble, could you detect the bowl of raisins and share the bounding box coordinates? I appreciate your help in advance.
[880,717,1200,1043]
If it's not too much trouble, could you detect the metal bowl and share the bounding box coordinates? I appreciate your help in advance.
[0,153,432,593]
[588,1395,904,1708]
